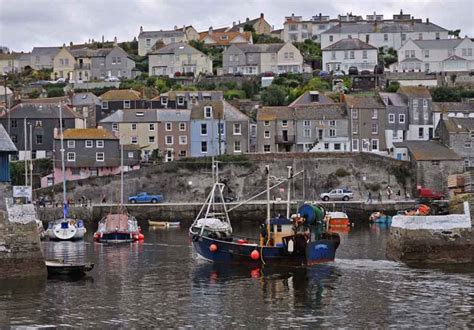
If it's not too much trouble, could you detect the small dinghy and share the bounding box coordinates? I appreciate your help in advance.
[45,259,94,278]
[148,220,181,228]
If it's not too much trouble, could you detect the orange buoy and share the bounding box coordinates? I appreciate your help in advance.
[250,249,260,260]
[209,244,218,252]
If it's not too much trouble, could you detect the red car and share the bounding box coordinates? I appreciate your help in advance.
[417,187,445,200]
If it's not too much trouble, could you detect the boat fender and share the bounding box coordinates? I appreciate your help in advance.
[287,239,294,253]
[192,234,200,242]
[209,244,218,252]
[250,249,260,260]
[138,233,144,240]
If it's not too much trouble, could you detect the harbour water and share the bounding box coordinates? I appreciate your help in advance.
[0,221,473,328]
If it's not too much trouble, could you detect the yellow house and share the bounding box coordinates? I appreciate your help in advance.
[51,47,75,80]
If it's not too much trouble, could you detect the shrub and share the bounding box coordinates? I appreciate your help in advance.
[335,168,350,177]
[365,183,381,191]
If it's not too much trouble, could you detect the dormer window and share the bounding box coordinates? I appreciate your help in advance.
[123,100,131,109]
[282,120,288,127]
[204,106,213,119]
[177,96,184,105]
[161,97,168,107]
[220,35,229,40]
[101,101,108,109]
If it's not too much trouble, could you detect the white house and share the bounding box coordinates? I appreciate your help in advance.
[137,26,199,56]
[321,15,448,50]
[393,37,474,73]
[322,38,378,73]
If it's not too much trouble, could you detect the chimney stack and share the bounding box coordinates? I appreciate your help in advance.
[114,36,117,45]
[246,17,250,23]
[174,25,178,30]
[233,21,236,26]
[102,35,104,43]
[209,26,213,35]
[140,26,143,33]
[426,18,429,24]
[260,13,264,19]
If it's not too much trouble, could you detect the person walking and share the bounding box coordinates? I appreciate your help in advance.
[386,186,392,200]
[378,191,383,203]
[367,191,373,204]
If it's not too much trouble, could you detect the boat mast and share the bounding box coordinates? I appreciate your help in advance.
[59,103,67,221]
[266,165,270,225]
[286,166,292,219]
[23,118,28,186]
[120,143,123,206]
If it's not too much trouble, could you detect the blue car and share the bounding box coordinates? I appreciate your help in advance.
[128,192,164,204]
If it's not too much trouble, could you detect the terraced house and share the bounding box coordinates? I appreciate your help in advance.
[156,109,191,161]
[322,38,378,73]
[397,86,434,141]
[256,107,296,153]
[98,89,146,120]
[138,25,199,56]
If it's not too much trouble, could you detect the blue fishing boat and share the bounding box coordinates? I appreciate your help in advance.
[369,211,392,223]
[189,164,340,267]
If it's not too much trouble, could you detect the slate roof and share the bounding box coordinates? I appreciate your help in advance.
[199,31,252,46]
[190,101,224,120]
[411,39,463,49]
[379,92,407,106]
[393,140,462,161]
[1,103,80,119]
[323,21,447,35]
[443,55,467,61]
[150,42,205,56]
[100,110,123,123]
[294,104,346,120]
[441,117,474,133]
[138,29,185,39]
[70,47,113,58]
[232,43,286,53]
[322,38,377,51]
[0,124,17,153]
[223,101,249,121]
[156,109,191,122]
[227,16,262,32]
[72,92,101,106]
[257,107,293,121]
[289,91,336,106]
[100,89,142,101]
[31,47,60,56]
[21,96,70,104]
[398,86,431,98]
[122,109,157,122]
[432,102,474,113]
[62,128,117,140]
[344,95,385,108]
[159,90,224,101]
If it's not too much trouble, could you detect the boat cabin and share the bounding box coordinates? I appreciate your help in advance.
[269,216,294,245]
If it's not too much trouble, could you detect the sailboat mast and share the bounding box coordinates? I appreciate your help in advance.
[59,103,67,220]
[23,118,28,186]
[120,143,124,205]
[266,165,270,225]
[286,166,292,219]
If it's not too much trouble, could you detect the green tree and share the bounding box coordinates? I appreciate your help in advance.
[261,84,287,106]
[386,81,400,93]
[448,29,461,39]
[154,78,169,93]
[46,87,65,97]
[293,40,322,61]
[431,87,461,102]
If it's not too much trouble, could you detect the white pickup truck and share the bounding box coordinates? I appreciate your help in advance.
[320,189,354,201]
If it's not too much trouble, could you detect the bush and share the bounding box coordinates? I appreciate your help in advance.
[335,168,350,177]
[386,81,400,93]
[365,183,381,192]
[224,90,246,100]
[261,84,287,106]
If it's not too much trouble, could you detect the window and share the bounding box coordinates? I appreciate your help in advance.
[284,52,289,59]
[96,152,104,162]
[264,121,270,126]
[282,120,288,127]
[324,143,329,150]
[204,106,212,118]
[289,52,294,59]
[11,135,17,143]
[128,152,134,159]
[372,123,378,134]
[418,127,424,138]
[352,139,359,151]
[149,123,155,131]
[201,141,207,153]
[67,140,75,148]
[179,122,186,131]
[166,122,172,131]
[399,114,405,123]
[233,123,242,135]
[405,50,409,59]
[234,141,241,152]
[131,123,137,130]
[179,150,187,157]
[334,143,341,150]
[388,114,395,123]
[318,129,323,139]
[362,50,367,59]
[413,99,418,109]
[470,130,474,139]
[112,123,118,131]
[96,140,104,148]
[371,139,379,151]
[435,32,440,40]
[131,136,137,144]
[401,33,406,42]
[123,100,131,109]
[384,34,388,41]
[331,51,336,60]
[329,129,336,137]
[344,51,348,59]
[304,128,311,137]
[11,120,17,128]
[179,135,187,145]
[329,35,333,42]
[161,97,168,106]
[264,145,270,152]
[67,152,75,161]
[101,101,108,109]
[149,136,155,143]
[303,120,311,127]
[329,120,336,127]
[177,96,184,105]
[84,140,93,148]
[352,109,358,119]
[350,51,355,59]
[464,141,471,148]
[165,136,173,145]
[264,131,270,139]
[368,109,378,120]
[432,160,440,165]
[35,120,42,127]
[410,50,415,58]
[352,123,358,134]
[36,135,43,144]
[424,50,429,58]
[422,99,428,110]
[423,109,429,121]
[201,123,207,135]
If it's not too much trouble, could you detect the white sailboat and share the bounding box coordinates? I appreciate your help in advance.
[45,103,86,240]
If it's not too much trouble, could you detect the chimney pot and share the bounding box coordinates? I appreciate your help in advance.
[246,17,249,22]
[140,26,143,33]
[260,13,264,19]
[233,21,236,26]
[426,18,429,24]
[174,25,178,30]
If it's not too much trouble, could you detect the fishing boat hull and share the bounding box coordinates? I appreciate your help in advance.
[326,211,350,227]
[94,213,144,243]
[190,230,339,267]
[95,231,136,243]
[45,259,94,278]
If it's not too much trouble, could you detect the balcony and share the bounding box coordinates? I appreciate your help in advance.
[74,63,91,70]
[275,134,295,144]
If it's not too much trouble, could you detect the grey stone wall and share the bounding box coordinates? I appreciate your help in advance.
[415,160,465,193]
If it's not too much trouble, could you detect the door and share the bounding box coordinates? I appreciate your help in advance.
[166,149,173,162]
[396,153,402,160]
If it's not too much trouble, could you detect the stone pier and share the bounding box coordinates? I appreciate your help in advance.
[387,201,474,264]
[0,199,46,279]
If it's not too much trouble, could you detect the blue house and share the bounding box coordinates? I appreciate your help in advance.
[190,101,226,157]
[0,124,18,182]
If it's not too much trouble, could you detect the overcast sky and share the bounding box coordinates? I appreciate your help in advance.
[1,0,473,52]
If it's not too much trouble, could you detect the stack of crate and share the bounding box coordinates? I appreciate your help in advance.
[464,170,474,193]
[447,174,465,196]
